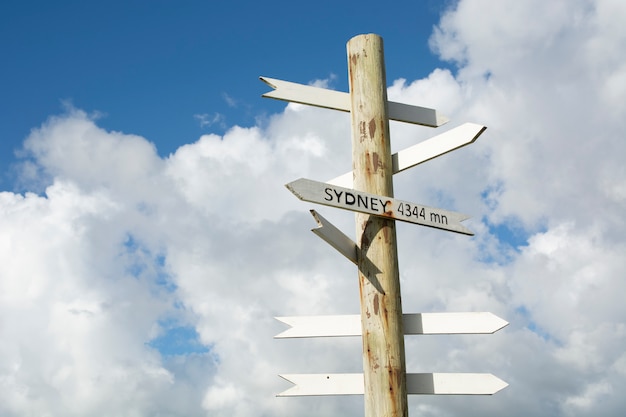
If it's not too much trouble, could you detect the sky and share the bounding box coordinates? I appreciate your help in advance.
[1,0,625,416]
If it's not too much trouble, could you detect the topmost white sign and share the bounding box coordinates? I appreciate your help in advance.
[260,77,448,128]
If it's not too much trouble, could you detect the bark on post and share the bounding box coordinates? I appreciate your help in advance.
[347,34,408,417]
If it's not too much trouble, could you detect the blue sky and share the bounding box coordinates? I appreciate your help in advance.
[1,1,626,416]
[1,0,445,185]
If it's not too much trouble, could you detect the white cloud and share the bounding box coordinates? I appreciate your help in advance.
[222,93,238,108]
[194,112,225,129]
[1,1,625,416]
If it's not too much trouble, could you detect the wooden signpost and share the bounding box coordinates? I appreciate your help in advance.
[262,33,506,417]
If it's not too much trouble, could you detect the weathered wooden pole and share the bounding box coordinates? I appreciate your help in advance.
[347,34,408,417]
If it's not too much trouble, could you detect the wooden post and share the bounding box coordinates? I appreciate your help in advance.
[347,34,408,417]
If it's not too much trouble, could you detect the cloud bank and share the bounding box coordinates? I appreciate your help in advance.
[1,1,625,416]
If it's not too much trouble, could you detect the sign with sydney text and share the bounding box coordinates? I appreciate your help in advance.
[286,178,473,235]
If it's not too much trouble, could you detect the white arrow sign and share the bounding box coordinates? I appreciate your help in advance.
[275,313,508,338]
[309,210,385,293]
[286,178,473,235]
[328,123,487,188]
[278,373,508,396]
[260,76,448,127]
[309,210,357,264]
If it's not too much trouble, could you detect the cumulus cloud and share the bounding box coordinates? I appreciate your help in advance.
[1,1,625,416]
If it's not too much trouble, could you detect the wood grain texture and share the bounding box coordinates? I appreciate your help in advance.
[348,33,408,417]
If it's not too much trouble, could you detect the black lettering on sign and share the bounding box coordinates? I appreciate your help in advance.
[324,188,333,201]
[429,212,448,224]
[322,186,393,216]
[357,194,368,209]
